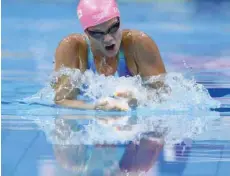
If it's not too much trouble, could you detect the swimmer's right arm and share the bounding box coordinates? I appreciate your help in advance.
[54,78,96,110]
[53,34,96,110]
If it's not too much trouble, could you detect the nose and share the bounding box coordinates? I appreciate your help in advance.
[103,33,114,44]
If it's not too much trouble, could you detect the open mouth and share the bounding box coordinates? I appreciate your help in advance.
[105,44,115,51]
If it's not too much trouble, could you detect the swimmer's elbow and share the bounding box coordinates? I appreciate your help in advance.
[54,94,73,105]
[54,95,65,105]
[143,79,171,92]
[54,96,62,104]
[153,81,171,94]
[54,87,77,104]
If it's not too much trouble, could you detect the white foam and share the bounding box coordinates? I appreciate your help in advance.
[22,68,221,146]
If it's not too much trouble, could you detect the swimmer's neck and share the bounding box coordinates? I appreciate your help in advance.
[90,43,120,76]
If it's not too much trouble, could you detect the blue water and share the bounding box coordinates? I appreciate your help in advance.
[2,0,230,176]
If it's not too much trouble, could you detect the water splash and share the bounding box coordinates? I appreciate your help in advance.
[22,67,221,146]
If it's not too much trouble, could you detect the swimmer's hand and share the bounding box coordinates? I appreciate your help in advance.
[114,91,138,108]
[95,97,130,111]
[114,91,133,98]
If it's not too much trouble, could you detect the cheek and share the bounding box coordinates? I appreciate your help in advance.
[115,30,122,42]
[92,38,104,48]
[114,31,122,46]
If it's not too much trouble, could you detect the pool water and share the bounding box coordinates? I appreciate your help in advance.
[2,0,230,176]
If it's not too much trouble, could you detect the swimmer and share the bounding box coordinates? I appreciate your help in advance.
[53,0,167,111]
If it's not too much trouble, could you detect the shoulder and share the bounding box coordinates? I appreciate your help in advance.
[121,29,166,76]
[56,33,87,51]
[122,29,154,42]
[121,29,160,55]
[121,29,158,51]
[55,33,88,71]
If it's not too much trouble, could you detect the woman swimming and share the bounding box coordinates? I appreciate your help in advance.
[53,0,166,111]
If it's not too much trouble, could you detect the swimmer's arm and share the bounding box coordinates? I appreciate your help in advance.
[53,75,96,110]
[53,34,96,110]
[54,34,87,72]
[54,82,95,110]
[55,99,96,110]
[132,31,166,77]
[132,31,168,90]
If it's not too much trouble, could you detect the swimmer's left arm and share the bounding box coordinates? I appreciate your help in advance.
[132,31,166,77]
[132,30,168,90]
[115,30,169,107]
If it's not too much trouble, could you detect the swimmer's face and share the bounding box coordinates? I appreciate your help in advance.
[86,17,122,57]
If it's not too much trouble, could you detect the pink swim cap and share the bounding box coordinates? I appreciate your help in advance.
[77,0,120,30]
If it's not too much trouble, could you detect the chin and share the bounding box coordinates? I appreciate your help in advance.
[105,51,117,57]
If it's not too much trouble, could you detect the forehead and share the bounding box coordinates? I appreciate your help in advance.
[87,17,118,31]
